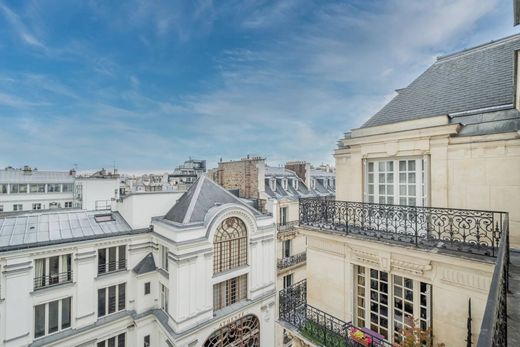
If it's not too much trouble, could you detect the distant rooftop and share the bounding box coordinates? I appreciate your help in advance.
[164,175,262,224]
[362,34,520,128]
[0,210,139,251]
[0,166,74,184]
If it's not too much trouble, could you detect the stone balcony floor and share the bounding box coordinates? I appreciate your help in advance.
[508,249,520,346]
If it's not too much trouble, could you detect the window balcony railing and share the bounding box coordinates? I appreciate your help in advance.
[34,271,73,290]
[477,216,509,347]
[279,279,392,347]
[299,197,508,257]
[278,252,307,270]
[98,259,127,275]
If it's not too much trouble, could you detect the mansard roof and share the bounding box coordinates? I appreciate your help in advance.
[133,253,157,274]
[362,34,520,128]
[0,210,141,251]
[163,176,261,224]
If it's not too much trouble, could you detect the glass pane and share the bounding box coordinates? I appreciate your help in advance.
[109,247,117,271]
[62,297,71,329]
[399,185,407,195]
[399,173,406,183]
[49,256,59,284]
[117,333,125,347]
[118,283,126,311]
[368,162,374,172]
[399,198,406,205]
[118,245,126,269]
[98,249,106,273]
[368,173,374,183]
[379,185,385,195]
[108,337,116,347]
[48,300,59,334]
[378,162,385,171]
[108,286,116,313]
[98,288,106,317]
[399,161,406,171]
[379,173,385,183]
[35,304,46,338]
[408,173,416,184]
[387,197,394,204]
[387,185,394,195]
[369,196,374,203]
[368,185,374,194]
[409,198,416,206]
[409,185,416,196]
[387,161,393,171]
[408,160,416,171]
[387,173,393,184]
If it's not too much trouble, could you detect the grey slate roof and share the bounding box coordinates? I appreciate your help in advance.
[264,166,334,200]
[164,176,261,224]
[0,210,134,251]
[133,253,157,274]
[0,169,74,184]
[362,34,520,128]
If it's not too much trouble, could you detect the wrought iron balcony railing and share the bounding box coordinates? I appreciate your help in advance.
[34,271,73,290]
[299,198,508,257]
[477,214,509,347]
[278,252,307,270]
[279,279,392,347]
[98,259,127,275]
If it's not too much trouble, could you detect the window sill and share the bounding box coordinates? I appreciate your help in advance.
[96,268,128,279]
[31,281,75,295]
[34,327,72,341]
[213,264,249,280]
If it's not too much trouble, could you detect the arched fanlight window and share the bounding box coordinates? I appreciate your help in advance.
[213,217,247,274]
[204,314,260,347]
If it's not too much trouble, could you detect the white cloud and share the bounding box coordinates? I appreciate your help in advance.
[0,3,45,49]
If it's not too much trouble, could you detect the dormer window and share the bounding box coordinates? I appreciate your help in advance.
[282,179,288,190]
[311,179,316,189]
[269,179,276,191]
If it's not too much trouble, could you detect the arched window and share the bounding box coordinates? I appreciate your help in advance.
[213,217,247,273]
[204,314,260,347]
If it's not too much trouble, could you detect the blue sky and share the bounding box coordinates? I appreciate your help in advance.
[0,0,517,172]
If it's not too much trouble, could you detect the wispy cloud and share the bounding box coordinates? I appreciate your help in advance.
[0,2,45,49]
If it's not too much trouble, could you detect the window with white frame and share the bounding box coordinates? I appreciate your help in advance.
[282,239,291,258]
[10,184,27,194]
[34,254,72,290]
[269,179,276,191]
[49,202,60,209]
[65,201,72,208]
[283,273,293,289]
[13,204,23,211]
[279,207,288,225]
[47,184,61,193]
[97,333,126,347]
[0,184,7,194]
[160,283,169,313]
[292,178,299,190]
[213,275,247,310]
[62,183,74,192]
[98,283,125,317]
[355,265,431,344]
[30,184,46,193]
[32,203,42,210]
[366,158,426,206]
[98,245,126,274]
[34,297,71,338]
[160,245,169,271]
[282,179,288,190]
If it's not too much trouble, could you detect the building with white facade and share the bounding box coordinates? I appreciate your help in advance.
[0,175,275,347]
[0,166,75,213]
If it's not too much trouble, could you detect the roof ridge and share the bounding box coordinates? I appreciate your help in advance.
[182,176,205,224]
[436,33,520,63]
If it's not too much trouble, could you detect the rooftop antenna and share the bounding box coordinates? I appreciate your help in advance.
[113,160,116,174]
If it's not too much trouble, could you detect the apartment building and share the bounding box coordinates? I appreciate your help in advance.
[0,175,275,347]
[0,166,75,213]
[210,157,335,347]
[279,34,520,346]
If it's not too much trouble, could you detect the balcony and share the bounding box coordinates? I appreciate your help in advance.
[298,197,512,345]
[277,221,299,239]
[98,259,127,275]
[299,198,508,257]
[34,271,73,290]
[278,252,306,271]
[279,279,392,347]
